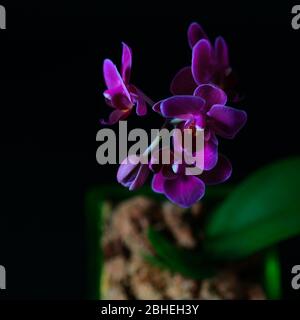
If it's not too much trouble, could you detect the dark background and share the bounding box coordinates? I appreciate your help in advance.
[0,0,299,299]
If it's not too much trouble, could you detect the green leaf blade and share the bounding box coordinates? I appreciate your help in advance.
[204,157,300,260]
[147,227,215,280]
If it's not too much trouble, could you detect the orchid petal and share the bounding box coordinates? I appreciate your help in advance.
[188,22,208,48]
[103,59,131,101]
[164,175,205,208]
[201,154,232,185]
[130,164,150,190]
[111,92,133,110]
[152,172,165,194]
[117,155,149,190]
[100,109,130,125]
[188,133,218,172]
[104,86,132,109]
[194,84,227,112]
[192,39,214,84]
[170,67,197,95]
[117,155,140,183]
[121,42,132,84]
[161,96,205,119]
[152,100,162,113]
[203,136,218,170]
[215,36,229,69]
[136,96,147,116]
[103,59,123,89]
[207,105,247,139]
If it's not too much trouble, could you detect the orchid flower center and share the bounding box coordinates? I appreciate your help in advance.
[186,117,205,136]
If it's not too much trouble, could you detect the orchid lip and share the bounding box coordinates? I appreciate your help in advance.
[172,164,179,174]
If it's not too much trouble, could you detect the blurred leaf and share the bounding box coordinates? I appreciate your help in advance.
[147,227,215,279]
[204,157,300,260]
[263,249,282,299]
[85,190,105,299]
[142,253,170,270]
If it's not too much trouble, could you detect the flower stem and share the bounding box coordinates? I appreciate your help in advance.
[142,119,170,159]
[136,87,156,107]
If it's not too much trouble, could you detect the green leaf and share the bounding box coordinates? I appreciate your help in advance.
[147,227,215,279]
[204,157,300,260]
[263,249,282,299]
[142,253,170,270]
[85,190,105,299]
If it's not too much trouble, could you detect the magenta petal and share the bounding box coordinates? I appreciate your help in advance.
[191,133,218,171]
[173,125,184,154]
[201,154,232,185]
[162,164,178,180]
[130,164,150,190]
[207,105,247,139]
[117,155,149,191]
[149,149,162,173]
[192,39,214,84]
[103,88,119,103]
[194,84,227,111]
[117,155,139,184]
[103,59,131,103]
[187,22,208,48]
[127,84,147,115]
[161,96,205,119]
[170,66,197,95]
[121,42,132,84]
[100,109,129,125]
[136,95,147,116]
[152,100,162,113]
[210,131,219,145]
[204,136,218,170]
[103,59,123,89]
[152,172,165,194]
[111,92,133,110]
[104,86,132,109]
[164,175,205,208]
[215,36,229,69]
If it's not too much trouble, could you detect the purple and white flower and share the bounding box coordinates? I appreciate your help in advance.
[101,43,147,125]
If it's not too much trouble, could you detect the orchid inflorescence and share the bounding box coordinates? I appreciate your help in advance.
[101,22,247,208]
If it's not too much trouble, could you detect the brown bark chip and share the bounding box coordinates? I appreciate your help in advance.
[101,196,265,300]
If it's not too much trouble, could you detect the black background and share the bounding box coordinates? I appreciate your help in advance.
[0,0,299,299]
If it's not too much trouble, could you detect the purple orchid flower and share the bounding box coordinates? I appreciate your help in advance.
[153,84,247,170]
[170,22,238,101]
[101,21,248,208]
[117,155,150,191]
[101,42,147,125]
[151,153,232,208]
